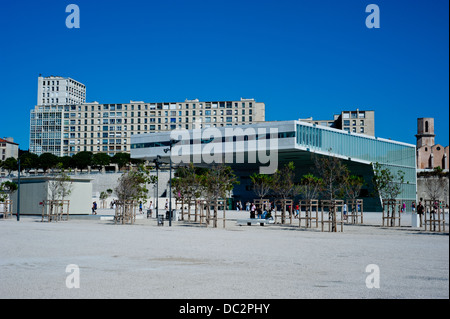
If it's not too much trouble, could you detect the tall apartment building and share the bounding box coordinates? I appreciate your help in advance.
[30,76,265,157]
[37,75,86,106]
[300,109,375,136]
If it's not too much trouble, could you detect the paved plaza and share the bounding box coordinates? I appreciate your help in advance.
[0,210,448,299]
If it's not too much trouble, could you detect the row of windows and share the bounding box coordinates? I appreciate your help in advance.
[131,131,295,149]
[62,109,254,119]
[41,79,85,88]
[58,101,256,112]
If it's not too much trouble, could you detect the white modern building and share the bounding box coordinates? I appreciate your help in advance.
[131,120,417,211]
[37,75,86,106]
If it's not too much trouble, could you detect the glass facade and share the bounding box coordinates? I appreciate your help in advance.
[296,123,416,201]
[30,107,64,156]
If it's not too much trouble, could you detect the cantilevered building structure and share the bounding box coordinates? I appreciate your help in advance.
[131,121,416,212]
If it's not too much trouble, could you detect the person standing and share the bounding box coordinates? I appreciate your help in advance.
[250,203,256,219]
[148,201,154,218]
[417,201,424,227]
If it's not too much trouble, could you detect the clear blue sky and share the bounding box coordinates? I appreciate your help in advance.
[0,0,448,149]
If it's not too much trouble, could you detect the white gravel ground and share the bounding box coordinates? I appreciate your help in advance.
[0,210,448,299]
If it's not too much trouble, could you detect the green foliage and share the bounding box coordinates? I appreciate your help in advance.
[201,165,239,201]
[0,157,17,175]
[92,153,111,169]
[38,153,59,171]
[372,162,405,200]
[343,175,365,200]
[272,161,296,199]
[114,164,156,203]
[19,152,39,172]
[314,154,349,200]
[72,151,93,170]
[111,152,131,170]
[0,181,18,202]
[249,173,273,199]
[297,173,323,200]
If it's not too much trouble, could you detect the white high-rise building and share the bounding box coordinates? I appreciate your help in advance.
[37,75,86,106]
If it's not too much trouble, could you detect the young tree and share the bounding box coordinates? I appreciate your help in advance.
[172,163,205,221]
[48,164,73,202]
[249,173,273,201]
[272,162,296,223]
[344,175,365,200]
[423,167,449,203]
[314,155,349,200]
[372,162,405,201]
[297,173,323,200]
[114,165,157,203]
[99,191,109,208]
[201,165,238,228]
[314,153,349,231]
[46,164,74,218]
[0,181,18,202]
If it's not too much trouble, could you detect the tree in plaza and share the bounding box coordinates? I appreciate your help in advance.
[314,154,349,201]
[422,166,449,204]
[314,153,349,231]
[45,163,74,217]
[48,164,73,202]
[201,165,238,228]
[99,191,109,209]
[249,173,273,201]
[297,173,323,201]
[343,174,365,201]
[272,161,296,223]
[371,162,405,201]
[114,164,157,203]
[172,163,204,221]
[0,180,18,202]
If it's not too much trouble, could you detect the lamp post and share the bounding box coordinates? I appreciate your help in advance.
[164,139,180,227]
[152,155,162,219]
[17,158,20,221]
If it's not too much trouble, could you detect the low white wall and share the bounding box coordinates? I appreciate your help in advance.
[11,177,92,215]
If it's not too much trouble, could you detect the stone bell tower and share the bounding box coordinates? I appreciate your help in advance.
[416,118,435,148]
